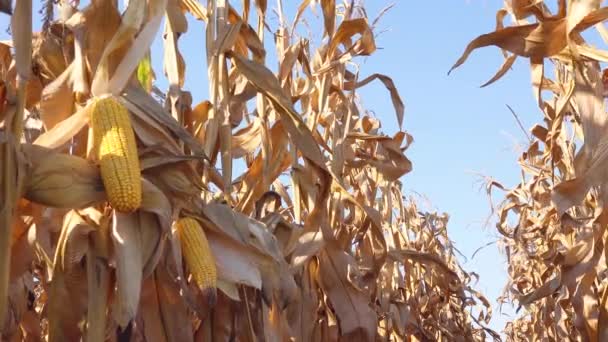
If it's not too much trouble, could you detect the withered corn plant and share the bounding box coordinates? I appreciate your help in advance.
[0,0,498,341]
[451,0,608,340]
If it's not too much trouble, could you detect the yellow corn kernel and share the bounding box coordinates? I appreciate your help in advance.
[176,217,217,291]
[90,96,142,212]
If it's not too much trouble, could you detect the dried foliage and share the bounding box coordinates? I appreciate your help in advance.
[0,0,497,341]
[451,0,608,340]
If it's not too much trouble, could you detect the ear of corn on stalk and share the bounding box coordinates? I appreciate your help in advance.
[24,145,106,208]
[176,217,217,292]
[90,96,142,212]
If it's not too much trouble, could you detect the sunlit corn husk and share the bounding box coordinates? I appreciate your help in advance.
[23,145,106,208]
[111,210,144,327]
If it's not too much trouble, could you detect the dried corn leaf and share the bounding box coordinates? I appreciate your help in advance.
[111,210,144,327]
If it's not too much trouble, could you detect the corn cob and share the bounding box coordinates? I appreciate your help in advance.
[176,217,217,291]
[90,96,142,212]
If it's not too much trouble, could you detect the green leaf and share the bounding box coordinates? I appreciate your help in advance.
[136,52,154,92]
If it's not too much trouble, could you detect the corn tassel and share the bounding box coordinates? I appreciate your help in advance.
[176,217,217,291]
[90,96,142,212]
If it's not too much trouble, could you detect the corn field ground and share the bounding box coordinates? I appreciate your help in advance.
[2,0,608,341]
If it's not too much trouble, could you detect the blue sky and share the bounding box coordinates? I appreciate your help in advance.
[0,0,544,333]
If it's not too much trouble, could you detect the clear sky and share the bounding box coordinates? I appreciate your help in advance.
[0,0,542,333]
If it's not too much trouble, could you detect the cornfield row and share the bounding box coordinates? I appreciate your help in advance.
[0,0,500,341]
[451,0,608,340]
[9,0,608,340]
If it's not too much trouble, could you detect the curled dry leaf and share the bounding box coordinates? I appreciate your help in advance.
[47,210,93,342]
